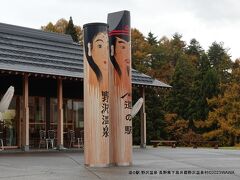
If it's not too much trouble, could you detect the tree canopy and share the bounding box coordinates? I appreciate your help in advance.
[130,29,238,146]
[65,17,78,42]
[41,17,82,44]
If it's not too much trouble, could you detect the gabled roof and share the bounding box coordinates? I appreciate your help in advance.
[0,22,171,88]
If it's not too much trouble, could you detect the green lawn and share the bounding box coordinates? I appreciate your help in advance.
[220,146,240,150]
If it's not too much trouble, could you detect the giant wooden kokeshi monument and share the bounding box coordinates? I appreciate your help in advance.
[108,10,132,166]
[83,11,132,167]
[83,23,110,167]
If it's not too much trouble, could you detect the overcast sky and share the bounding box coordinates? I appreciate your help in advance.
[1,0,239,60]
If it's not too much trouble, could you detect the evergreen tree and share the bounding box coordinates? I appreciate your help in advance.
[187,67,220,126]
[146,32,158,46]
[65,16,78,42]
[169,33,186,67]
[132,87,141,145]
[208,42,232,83]
[145,88,167,141]
[132,88,167,144]
[41,18,82,43]
[186,38,203,57]
[186,39,204,67]
[187,54,210,122]
[147,33,186,83]
[171,33,185,49]
[166,57,195,123]
[186,53,220,133]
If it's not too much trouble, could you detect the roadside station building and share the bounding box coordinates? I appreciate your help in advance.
[0,22,170,150]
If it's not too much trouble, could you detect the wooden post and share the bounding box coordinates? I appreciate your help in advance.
[22,74,29,151]
[83,23,110,167]
[140,87,146,148]
[108,10,132,166]
[57,78,64,149]
[16,96,21,147]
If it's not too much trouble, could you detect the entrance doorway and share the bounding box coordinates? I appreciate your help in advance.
[27,96,84,148]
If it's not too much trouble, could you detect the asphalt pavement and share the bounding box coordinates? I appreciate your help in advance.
[0,147,240,180]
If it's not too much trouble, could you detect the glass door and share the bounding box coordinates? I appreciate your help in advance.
[63,99,74,131]
[49,98,84,147]
[50,98,58,130]
[73,100,84,145]
[73,100,84,130]
[29,96,46,148]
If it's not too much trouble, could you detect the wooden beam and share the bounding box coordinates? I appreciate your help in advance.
[57,78,64,149]
[140,87,146,148]
[22,73,29,151]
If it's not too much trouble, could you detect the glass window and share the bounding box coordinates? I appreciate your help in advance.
[63,99,74,131]
[73,100,84,129]
[29,97,46,147]
[50,98,58,130]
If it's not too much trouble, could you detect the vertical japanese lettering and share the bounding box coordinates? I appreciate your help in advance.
[102,91,109,137]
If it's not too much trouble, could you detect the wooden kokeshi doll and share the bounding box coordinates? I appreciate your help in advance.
[108,10,132,166]
[83,23,110,167]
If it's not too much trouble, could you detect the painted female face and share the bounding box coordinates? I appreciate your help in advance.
[114,37,130,76]
[90,32,109,72]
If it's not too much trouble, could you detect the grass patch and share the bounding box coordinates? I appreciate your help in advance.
[220,146,240,150]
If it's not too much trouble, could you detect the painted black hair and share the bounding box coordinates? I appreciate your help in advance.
[109,34,130,78]
[83,23,108,82]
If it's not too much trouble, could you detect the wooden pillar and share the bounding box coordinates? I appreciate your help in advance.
[140,87,146,148]
[16,96,21,147]
[22,74,29,151]
[108,10,132,166]
[83,23,110,167]
[57,78,64,149]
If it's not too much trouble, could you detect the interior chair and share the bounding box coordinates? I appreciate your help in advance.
[68,130,83,148]
[47,130,56,149]
[39,130,47,149]
[79,130,84,148]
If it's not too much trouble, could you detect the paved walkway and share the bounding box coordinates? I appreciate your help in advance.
[0,147,240,180]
